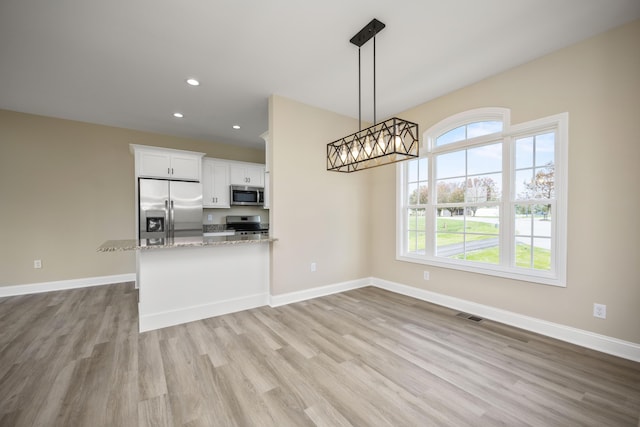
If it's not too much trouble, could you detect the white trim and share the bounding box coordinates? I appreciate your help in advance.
[129,143,206,157]
[269,278,369,307]
[399,110,569,287]
[139,292,269,333]
[396,254,563,287]
[0,273,136,297]
[371,277,640,363]
[424,107,510,152]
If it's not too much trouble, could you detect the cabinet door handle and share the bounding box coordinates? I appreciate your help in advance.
[168,167,170,175]
[171,168,174,175]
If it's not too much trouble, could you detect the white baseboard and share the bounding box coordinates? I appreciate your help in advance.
[371,277,640,363]
[0,273,136,297]
[269,278,369,307]
[5,272,638,362]
[139,292,269,333]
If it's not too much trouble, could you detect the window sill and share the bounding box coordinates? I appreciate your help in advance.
[396,254,566,287]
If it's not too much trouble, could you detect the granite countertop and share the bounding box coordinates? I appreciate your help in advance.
[98,234,277,252]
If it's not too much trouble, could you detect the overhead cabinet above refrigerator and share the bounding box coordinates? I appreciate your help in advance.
[131,144,204,181]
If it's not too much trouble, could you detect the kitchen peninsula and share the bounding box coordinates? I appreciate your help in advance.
[99,234,276,332]
[98,144,275,333]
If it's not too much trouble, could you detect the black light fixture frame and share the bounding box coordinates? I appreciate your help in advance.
[327,18,419,173]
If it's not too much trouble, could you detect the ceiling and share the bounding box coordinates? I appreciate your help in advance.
[1,1,639,150]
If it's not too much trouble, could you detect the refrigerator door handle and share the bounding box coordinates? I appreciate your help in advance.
[165,200,170,239]
[170,200,175,239]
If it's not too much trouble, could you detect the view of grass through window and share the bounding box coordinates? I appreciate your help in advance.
[407,214,551,270]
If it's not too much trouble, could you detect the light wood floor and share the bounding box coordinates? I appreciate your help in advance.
[1,283,639,426]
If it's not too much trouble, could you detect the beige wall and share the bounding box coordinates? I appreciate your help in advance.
[269,95,371,295]
[0,110,264,287]
[370,20,640,343]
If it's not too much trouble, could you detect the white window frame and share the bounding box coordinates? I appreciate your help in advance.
[396,108,568,287]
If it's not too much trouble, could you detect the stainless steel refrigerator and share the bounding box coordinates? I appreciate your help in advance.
[138,178,203,240]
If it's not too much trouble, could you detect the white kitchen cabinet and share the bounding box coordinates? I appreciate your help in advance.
[137,243,269,332]
[202,158,230,208]
[229,162,264,186]
[132,145,203,181]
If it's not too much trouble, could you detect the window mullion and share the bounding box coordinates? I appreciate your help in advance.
[502,136,513,268]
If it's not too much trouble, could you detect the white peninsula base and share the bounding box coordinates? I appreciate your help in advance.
[137,243,270,332]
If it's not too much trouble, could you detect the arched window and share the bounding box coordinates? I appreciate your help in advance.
[398,108,568,286]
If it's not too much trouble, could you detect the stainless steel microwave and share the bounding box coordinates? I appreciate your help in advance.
[230,185,264,206]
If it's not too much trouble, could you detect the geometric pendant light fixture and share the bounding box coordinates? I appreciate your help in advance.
[327,19,419,172]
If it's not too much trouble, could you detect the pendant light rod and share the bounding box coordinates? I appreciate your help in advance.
[351,19,384,130]
[373,35,376,125]
[358,47,361,132]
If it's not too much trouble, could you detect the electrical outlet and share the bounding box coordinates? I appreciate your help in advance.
[593,303,606,319]
[423,271,430,280]
[310,262,317,272]
[207,214,213,221]
[33,259,42,269]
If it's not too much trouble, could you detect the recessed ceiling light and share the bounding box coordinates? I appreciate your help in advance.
[186,78,200,86]
[232,125,241,130]
[173,112,184,118]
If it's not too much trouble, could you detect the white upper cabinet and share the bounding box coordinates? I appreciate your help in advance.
[132,145,204,181]
[168,152,202,180]
[229,162,264,186]
[202,159,230,208]
[137,149,170,177]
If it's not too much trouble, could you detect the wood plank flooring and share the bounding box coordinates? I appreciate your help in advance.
[1,282,639,426]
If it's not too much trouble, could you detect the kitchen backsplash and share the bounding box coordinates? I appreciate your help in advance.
[202,206,269,225]
[203,224,227,232]
[202,223,269,233]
